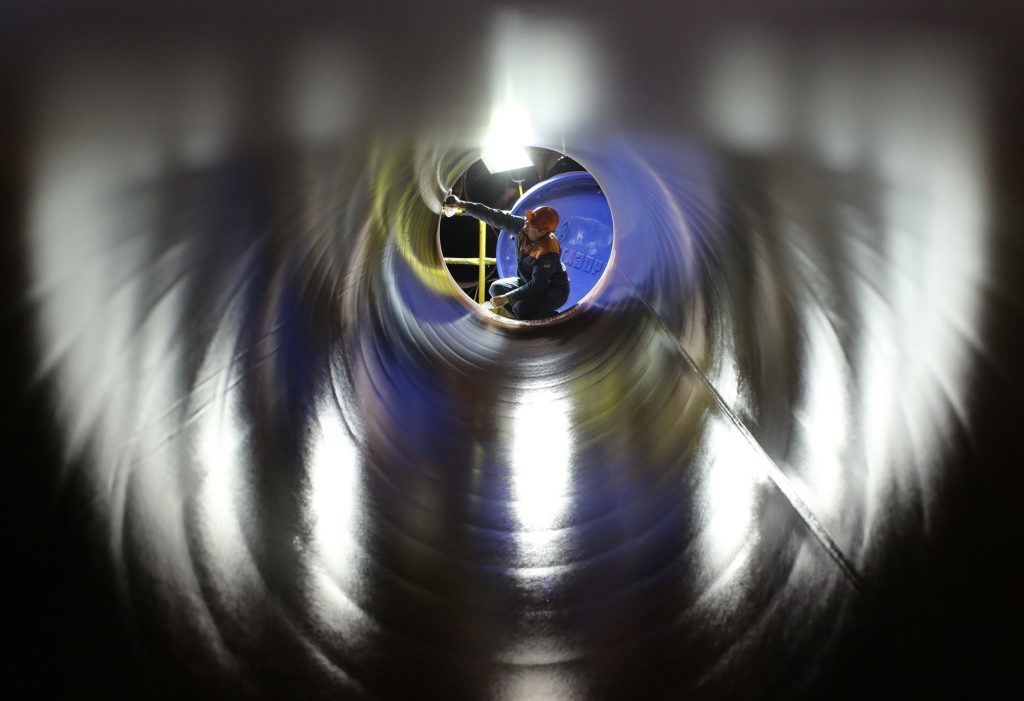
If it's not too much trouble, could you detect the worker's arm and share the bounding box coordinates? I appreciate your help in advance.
[507,252,563,303]
[445,195,525,232]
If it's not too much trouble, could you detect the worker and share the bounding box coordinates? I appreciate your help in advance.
[444,194,570,320]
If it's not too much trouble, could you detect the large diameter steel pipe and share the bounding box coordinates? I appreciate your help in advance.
[4,5,1022,699]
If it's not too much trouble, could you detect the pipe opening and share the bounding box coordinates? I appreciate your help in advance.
[437,147,613,326]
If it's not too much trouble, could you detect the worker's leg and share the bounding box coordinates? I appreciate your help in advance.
[509,297,540,320]
[511,286,569,320]
[488,278,521,317]
[488,278,519,301]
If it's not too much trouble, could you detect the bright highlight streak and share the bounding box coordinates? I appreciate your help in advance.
[699,417,763,569]
[302,397,369,645]
[510,389,573,534]
[307,399,362,582]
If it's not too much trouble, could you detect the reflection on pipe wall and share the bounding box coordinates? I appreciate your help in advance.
[7,5,1023,699]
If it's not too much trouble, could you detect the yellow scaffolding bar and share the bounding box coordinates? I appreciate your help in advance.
[442,218,494,303]
[477,220,486,303]
[444,257,497,266]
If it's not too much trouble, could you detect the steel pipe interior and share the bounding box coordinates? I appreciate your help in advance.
[4,4,1023,699]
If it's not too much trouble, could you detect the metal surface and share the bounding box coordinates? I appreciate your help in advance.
[4,3,1024,699]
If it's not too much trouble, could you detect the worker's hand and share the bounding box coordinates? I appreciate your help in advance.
[490,294,509,308]
[444,194,464,209]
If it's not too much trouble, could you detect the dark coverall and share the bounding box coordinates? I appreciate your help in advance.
[461,202,570,320]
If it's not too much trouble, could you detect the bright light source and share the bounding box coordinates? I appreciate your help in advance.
[481,144,533,174]
[481,103,534,174]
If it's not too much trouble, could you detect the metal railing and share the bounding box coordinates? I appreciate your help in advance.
[443,219,495,303]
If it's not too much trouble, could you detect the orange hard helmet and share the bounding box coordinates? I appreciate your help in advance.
[525,206,560,233]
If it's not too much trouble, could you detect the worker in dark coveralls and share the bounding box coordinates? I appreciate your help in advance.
[444,194,570,320]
